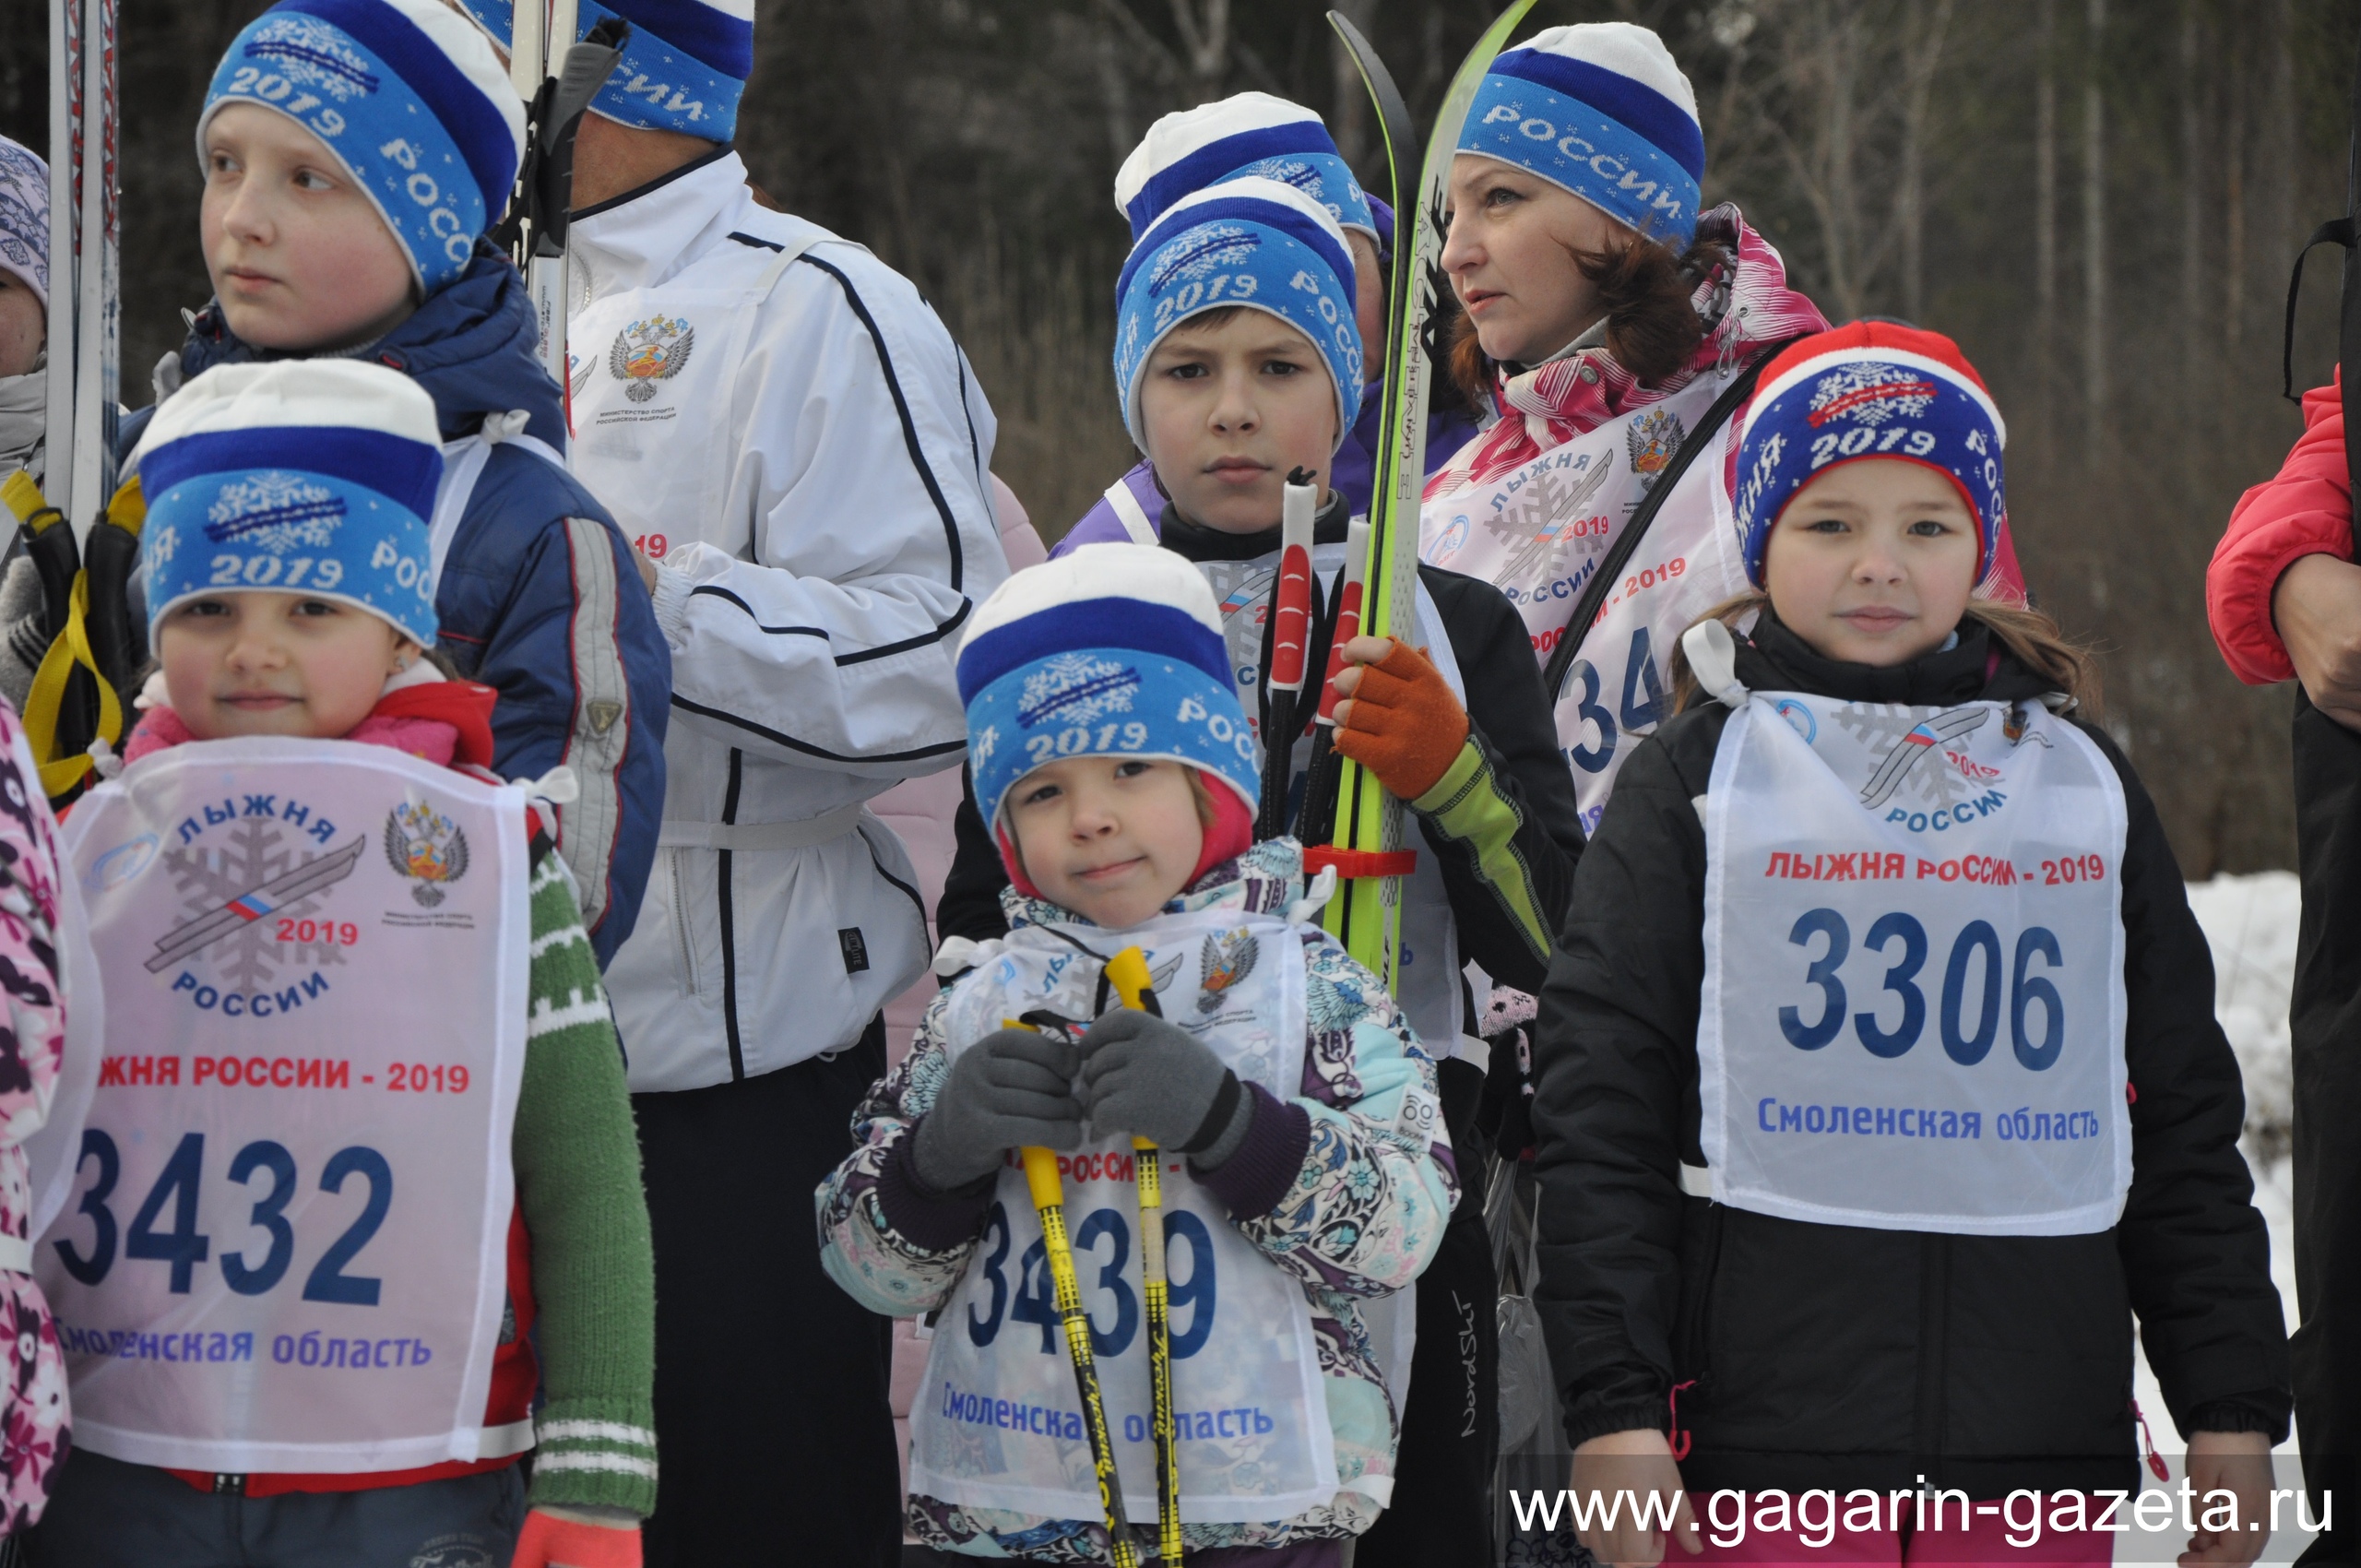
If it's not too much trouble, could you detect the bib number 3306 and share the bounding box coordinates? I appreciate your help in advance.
[53,1129,392,1304]
[1778,907,2066,1071]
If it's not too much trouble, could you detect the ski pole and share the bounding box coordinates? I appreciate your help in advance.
[1006,1010,1140,1568]
[1103,946,1181,1563]
[1258,470,1318,841]
[1294,517,1369,845]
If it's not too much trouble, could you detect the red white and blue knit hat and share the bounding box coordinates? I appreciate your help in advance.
[958,545,1258,895]
[1734,321,2007,587]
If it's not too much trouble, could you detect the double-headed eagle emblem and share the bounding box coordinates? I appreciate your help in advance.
[385,801,469,908]
[609,315,695,403]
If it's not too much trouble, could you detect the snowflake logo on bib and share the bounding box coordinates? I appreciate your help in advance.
[608,316,694,403]
[385,801,469,907]
[1482,457,1615,588]
[1806,364,1938,429]
[1839,706,1990,810]
[242,15,382,101]
[1015,653,1140,730]
[203,473,344,552]
[154,826,362,985]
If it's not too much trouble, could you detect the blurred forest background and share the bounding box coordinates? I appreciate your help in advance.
[0,0,2350,873]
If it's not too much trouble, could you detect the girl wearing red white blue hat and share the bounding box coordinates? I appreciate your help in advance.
[1527,322,2290,1568]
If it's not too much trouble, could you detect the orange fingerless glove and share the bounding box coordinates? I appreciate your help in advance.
[1333,640,1470,801]
[512,1509,642,1568]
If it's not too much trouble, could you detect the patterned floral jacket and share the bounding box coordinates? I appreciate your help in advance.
[817,837,1457,1561]
[0,703,73,1534]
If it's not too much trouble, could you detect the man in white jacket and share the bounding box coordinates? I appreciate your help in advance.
[526,3,1011,1558]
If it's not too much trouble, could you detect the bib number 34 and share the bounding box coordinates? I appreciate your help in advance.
[1778,908,2066,1071]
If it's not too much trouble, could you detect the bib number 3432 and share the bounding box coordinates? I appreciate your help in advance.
[53,1129,392,1305]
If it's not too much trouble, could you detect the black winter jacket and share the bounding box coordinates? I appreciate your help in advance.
[939,498,1586,1009]
[1531,614,2291,1497]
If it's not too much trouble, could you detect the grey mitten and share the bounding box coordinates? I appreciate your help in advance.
[912,1028,1086,1193]
[0,554,43,714]
[1076,1010,1250,1166]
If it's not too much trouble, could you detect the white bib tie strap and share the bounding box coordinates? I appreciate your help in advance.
[1104,479,1158,544]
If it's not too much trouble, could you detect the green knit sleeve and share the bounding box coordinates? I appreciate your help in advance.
[510,849,658,1515]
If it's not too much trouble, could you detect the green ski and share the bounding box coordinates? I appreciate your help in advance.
[1315,1,1537,984]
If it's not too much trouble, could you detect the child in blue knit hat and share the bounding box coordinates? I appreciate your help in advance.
[821,543,1458,1565]
[28,361,658,1568]
[118,0,671,975]
[939,156,1584,1567]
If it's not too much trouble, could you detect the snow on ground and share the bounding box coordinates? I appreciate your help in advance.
[2125,873,2309,1562]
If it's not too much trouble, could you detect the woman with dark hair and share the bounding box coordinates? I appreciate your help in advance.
[1418,21,2025,837]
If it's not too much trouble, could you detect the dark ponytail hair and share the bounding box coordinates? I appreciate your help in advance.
[1447,228,1734,412]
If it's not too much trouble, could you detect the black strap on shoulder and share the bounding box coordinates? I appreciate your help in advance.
[1539,336,1806,701]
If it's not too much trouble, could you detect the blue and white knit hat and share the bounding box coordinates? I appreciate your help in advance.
[136,361,446,648]
[958,545,1259,834]
[1113,177,1363,453]
[456,0,752,142]
[1115,92,1376,246]
[0,137,45,305]
[1461,22,1705,249]
[201,0,524,293]
[1734,321,2008,587]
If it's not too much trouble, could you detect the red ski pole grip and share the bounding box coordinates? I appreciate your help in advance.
[1301,846,1418,880]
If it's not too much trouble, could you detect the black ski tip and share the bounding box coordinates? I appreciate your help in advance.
[1286,466,1317,488]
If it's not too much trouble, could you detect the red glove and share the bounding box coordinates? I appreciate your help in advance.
[512,1509,642,1568]
[1333,638,1469,801]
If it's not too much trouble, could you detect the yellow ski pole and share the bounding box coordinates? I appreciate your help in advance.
[1103,947,1181,1564]
[1009,1013,1139,1568]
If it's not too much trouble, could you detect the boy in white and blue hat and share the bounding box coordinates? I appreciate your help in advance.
[119,0,671,980]
[936,137,1585,1568]
[1060,91,1477,555]
[29,361,658,1568]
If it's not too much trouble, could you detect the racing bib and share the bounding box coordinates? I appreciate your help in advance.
[910,910,1340,1524]
[1698,690,2131,1235]
[1421,369,1744,833]
[40,738,530,1473]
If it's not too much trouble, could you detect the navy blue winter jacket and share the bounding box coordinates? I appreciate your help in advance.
[125,250,670,966]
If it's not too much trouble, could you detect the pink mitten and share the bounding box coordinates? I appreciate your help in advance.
[511,1508,642,1568]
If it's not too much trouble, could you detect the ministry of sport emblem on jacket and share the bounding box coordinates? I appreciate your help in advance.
[608,315,695,403]
[385,799,469,907]
[1627,406,1684,489]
